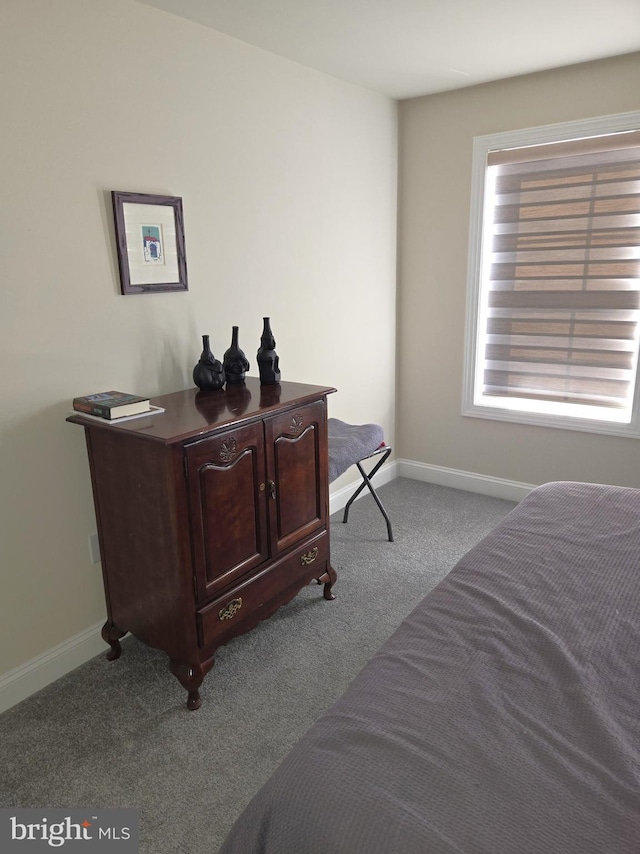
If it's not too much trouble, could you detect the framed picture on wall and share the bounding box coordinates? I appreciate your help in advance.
[111,191,188,295]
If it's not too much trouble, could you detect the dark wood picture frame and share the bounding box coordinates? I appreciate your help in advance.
[112,191,188,295]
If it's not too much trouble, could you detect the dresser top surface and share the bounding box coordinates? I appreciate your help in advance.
[67,377,336,445]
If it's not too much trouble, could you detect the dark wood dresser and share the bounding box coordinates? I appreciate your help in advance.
[68,379,337,709]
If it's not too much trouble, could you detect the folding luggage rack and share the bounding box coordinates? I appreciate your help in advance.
[327,418,393,542]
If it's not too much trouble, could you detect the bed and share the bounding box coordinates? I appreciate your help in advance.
[218,481,640,854]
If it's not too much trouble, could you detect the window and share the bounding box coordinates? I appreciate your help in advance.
[463,112,640,437]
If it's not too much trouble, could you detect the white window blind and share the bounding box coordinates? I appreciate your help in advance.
[479,130,640,419]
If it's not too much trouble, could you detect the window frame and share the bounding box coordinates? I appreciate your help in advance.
[462,110,640,439]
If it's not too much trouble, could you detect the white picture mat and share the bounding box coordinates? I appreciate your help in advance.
[122,202,180,285]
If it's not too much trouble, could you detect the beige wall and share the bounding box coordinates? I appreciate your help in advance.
[0,0,397,676]
[398,53,640,487]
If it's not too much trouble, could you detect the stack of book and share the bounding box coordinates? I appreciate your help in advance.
[72,391,164,422]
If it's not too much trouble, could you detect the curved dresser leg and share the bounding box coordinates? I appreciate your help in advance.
[316,565,337,600]
[170,659,207,711]
[187,691,202,711]
[101,621,126,661]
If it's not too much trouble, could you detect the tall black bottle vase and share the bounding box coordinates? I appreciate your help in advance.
[223,326,250,384]
[257,317,281,384]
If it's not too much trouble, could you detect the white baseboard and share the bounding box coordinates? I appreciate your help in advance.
[0,458,533,715]
[0,620,105,715]
[397,458,536,503]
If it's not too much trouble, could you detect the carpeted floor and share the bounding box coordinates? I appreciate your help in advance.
[0,478,515,853]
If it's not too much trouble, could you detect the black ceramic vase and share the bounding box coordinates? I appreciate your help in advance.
[223,326,250,384]
[257,317,281,384]
[193,334,225,391]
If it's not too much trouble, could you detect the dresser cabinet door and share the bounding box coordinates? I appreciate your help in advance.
[186,422,269,601]
[264,400,328,555]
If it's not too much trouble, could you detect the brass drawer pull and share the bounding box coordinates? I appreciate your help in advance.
[219,597,243,621]
[301,547,319,566]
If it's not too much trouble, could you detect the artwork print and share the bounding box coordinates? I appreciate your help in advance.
[142,224,164,264]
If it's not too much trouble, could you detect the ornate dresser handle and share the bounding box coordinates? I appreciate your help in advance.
[301,547,319,565]
[219,597,243,621]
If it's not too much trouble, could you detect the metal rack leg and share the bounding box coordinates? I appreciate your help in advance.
[342,448,393,541]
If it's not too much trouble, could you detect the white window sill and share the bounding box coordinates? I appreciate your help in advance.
[462,401,640,439]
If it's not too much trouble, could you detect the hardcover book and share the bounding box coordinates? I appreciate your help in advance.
[72,391,151,419]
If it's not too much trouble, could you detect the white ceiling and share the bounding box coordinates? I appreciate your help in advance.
[136,0,640,99]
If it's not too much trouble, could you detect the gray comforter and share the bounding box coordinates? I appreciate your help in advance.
[219,481,640,853]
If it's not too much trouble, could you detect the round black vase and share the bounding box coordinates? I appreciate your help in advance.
[257,317,281,384]
[223,326,250,384]
[193,334,225,390]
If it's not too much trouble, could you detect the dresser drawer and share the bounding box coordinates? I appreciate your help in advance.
[197,530,329,649]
